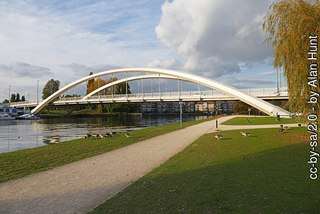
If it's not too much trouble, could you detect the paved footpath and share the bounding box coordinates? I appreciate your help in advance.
[0,119,219,214]
[0,116,301,214]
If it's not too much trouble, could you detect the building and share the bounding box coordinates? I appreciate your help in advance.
[195,102,215,113]
[0,104,18,116]
[139,102,195,113]
[214,101,234,114]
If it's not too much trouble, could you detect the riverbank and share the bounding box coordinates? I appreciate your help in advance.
[39,109,142,118]
[0,117,215,183]
[39,109,212,118]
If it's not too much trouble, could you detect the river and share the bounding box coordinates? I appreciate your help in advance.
[0,114,207,154]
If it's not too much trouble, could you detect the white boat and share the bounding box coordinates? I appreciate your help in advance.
[15,114,40,120]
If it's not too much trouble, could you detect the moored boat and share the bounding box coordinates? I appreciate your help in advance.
[15,114,40,120]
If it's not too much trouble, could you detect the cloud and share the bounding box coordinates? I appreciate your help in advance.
[0,62,52,78]
[156,0,273,77]
[0,0,170,100]
[62,63,121,76]
[258,70,277,76]
[147,59,183,70]
[226,76,276,89]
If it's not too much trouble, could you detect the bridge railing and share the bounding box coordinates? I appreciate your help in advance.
[10,88,289,105]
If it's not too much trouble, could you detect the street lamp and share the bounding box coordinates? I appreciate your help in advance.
[37,80,39,104]
[179,101,183,128]
[8,85,11,107]
[248,108,251,117]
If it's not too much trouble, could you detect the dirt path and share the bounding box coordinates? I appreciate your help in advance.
[0,119,218,214]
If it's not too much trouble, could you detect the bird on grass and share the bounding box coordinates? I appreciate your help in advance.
[214,134,223,141]
[279,125,289,132]
[240,132,250,137]
[95,134,104,139]
[45,137,59,144]
[279,125,285,132]
[125,132,130,138]
[104,132,113,138]
[109,131,117,136]
[84,134,92,139]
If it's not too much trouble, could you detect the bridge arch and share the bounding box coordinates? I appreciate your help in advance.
[83,74,189,100]
[31,67,290,117]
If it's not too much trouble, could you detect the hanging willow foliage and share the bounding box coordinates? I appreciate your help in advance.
[263,0,320,119]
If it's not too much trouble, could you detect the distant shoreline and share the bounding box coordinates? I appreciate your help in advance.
[39,112,211,118]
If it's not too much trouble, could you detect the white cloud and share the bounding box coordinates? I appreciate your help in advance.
[258,70,277,76]
[0,62,52,78]
[156,0,274,77]
[147,59,182,70]
[0,0,170,100]
[62,63,121,77]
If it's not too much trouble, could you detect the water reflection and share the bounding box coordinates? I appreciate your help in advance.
[0,114,207,153]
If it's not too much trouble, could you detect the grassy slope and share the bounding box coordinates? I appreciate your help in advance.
[0,118,213,183]
[222,116,300,125]
[92,127,319,214]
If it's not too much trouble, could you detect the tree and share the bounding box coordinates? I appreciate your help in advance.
[86,74,131,96]
[10,94,16,102]
[233,101,261,115]
[42,79,60,99]
[105,77,131,95]
[21,96,26,101]
[263,0,320,117]
[86,72,94,95]
[85,74,132,113]
[16,93,20,102]
[2,99,9,103]
[87,78,107,95]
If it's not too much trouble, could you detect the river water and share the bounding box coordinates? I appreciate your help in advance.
[0,114,207,154]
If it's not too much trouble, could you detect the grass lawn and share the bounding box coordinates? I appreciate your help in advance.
[222,116,300,125]
[0,117,213,183]
[91,127,319,213]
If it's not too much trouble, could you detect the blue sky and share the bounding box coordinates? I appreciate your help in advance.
[0,0,283,100]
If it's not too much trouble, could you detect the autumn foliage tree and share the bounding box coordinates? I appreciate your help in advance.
[86,75,131,96]
[87,78,108,95]
[86,73,131,113]
[263,0,320,117]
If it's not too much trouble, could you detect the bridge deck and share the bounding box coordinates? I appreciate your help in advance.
[10,89,288,108]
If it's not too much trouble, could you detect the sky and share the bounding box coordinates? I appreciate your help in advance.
[0,0,285,101]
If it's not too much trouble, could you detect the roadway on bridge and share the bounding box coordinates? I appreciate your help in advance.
[0,116,300,214]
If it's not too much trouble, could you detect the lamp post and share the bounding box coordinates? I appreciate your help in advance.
[179,101,183,128]
[8,85,11,107]
[248,108,251,118]
[37,80,39,104]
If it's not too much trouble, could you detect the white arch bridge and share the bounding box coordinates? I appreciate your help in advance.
[12,68,290,117]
